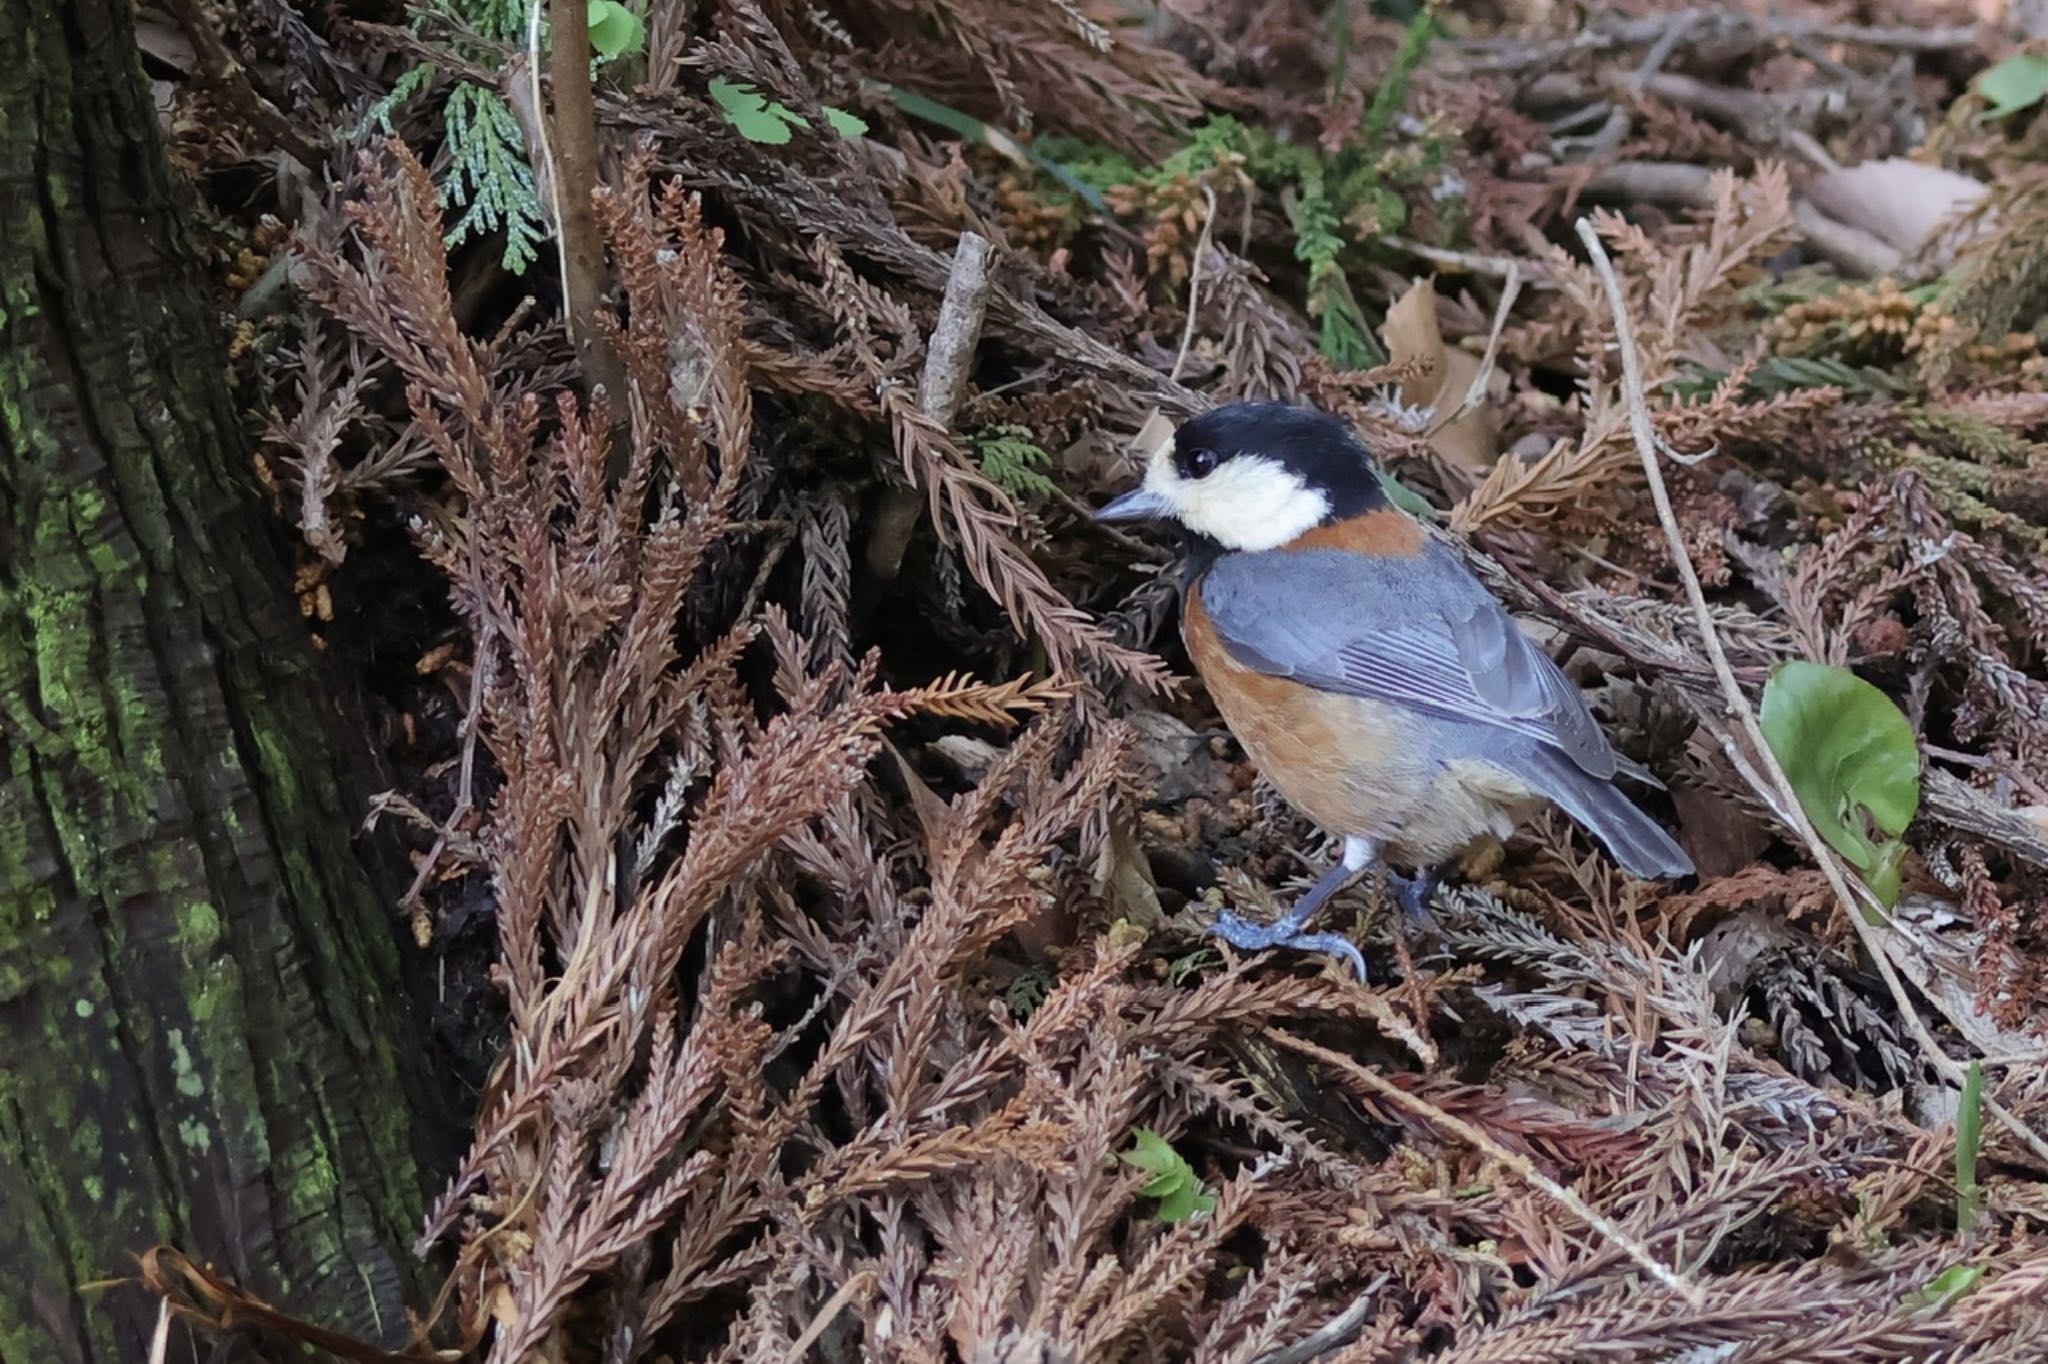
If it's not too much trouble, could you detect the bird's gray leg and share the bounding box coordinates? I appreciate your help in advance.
[1211,836,1377,982]
[1387,865,1443,933]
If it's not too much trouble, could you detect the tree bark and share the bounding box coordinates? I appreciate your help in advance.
[0,0,430,1359]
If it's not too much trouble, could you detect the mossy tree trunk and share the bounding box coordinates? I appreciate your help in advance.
[0,0,430,1359]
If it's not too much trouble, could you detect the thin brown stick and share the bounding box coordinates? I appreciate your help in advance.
[1453,14,1978,64]
[399,639,492,910]
[1266,1028,1704,1305]
[1170,187,1218,383]
[1434,261,1521,432]
[1574,215,2048,1168]
[864,231,995,597]
[1579,163,1901,277]
[1384,236,1552,284]
[780,1271,876,1363]
[1253,1275,1386,1364]
[919,232,995,426]
[544,0,630,430]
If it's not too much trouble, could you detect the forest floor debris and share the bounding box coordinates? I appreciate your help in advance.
[145,0,2048,1358]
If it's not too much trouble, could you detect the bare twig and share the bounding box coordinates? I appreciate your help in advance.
[918,232,995,425]
[1575,215,2048,1168]
[1454,14,1978,68]
[864,231,995,594]
[1170,187,1219,383]
[542,0,630,442]
[526,1,553,287]
[1790,200,1902,278]
[1384,237,1554,285]
[1268,1029,1705,1306]
[1435,261,1521,432]
[397,642,492,911]
[1253,1276,1387,1364]
[1578,162,1902,276]
[1923,767,2048,871]
[147,1299,171,1364]
[1767,19,1980,49]
[780,1271,876,1363]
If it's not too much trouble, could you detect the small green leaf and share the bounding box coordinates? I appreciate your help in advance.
[1155,1181,1217,1222]
[884,84,1109,212]
[1975,52,2048,121]
[585,0,644,59]
[1139,1168,1183,1198]
[1121,1128,1215,1223]
[822,106,868,138]
[972,425,1058,499]
[1957,1059,1984,1234]
[1759,661,1921,909]
[709,77,809,145]
[1166,945,1220,986]
[1121,1128,1181,1178]
[1904,1263,1984,1312]
[1376,469,1438,521]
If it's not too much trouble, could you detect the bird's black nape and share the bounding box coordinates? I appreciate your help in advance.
[1173,401,1390,520]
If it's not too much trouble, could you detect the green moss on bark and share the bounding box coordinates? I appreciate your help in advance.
[0,0,434,1358]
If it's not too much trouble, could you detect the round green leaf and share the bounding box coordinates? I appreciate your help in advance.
[1975,51,2048,120]
[822,106,869,139]
[586,0,644,59]
[709,76,809,145]
[1376,468,1438,520]
[1759,661,1921,905]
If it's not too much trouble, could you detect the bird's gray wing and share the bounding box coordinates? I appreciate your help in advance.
[1199,544,1620,779]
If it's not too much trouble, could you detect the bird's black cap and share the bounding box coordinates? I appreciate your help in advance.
[1173,402,1388,519]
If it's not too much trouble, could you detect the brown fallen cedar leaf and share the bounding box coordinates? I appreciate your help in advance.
[1093,815,1166,930]
[1877,894,2048,1065]
[1380,277,1503,482]
[1670,783,1774,881]
[135,1246,447,1361]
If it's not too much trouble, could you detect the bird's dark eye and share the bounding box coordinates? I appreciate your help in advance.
[1181,446,1220,479]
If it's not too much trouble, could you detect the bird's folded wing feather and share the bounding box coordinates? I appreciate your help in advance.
[1198,545,1620,779]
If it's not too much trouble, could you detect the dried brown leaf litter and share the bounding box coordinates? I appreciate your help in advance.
[157,0,2048,1359]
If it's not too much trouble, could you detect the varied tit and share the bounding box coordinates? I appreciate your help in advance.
[1096,401,1693,980]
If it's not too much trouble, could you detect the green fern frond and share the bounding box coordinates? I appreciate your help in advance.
[1154,115,1252,180]
[464,0,532,41]
[1036,136,1143,196]
[1288,158,1383,368]
[973,425,1059,499]
[1361,8,1437,149]
[368,62,436,135]
[371,0,549,274]
[442,83,545,273]
[1677,355,1910,399]
[1022,16,1438,371]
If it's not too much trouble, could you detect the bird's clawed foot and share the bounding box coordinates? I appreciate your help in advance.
[1207,838,1375,983]
[1387,867,1443,936]
[1207,855,1449,983]
[1211,906,1370,983]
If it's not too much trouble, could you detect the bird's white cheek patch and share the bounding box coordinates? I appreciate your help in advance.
[1145,454,1330,552]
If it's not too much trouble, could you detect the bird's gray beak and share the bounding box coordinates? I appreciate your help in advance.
[1094,487,1171,522]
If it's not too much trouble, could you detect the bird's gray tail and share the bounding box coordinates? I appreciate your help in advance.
[1520,747,1694,880]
